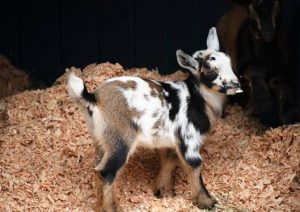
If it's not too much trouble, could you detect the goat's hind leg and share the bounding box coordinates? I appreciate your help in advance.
[95,142,129,212]
[154,148,178,198]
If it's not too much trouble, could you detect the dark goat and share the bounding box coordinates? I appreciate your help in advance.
[217,0,298,126]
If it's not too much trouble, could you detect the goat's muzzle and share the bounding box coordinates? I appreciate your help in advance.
[224,81,243,95]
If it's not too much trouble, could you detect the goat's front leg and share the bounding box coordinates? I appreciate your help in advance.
[188,166,217,209]
[176,139,217,209]
[269,76,298,124]
[154,148,178,198]
[244,64,271,113]
[244,64,279,126]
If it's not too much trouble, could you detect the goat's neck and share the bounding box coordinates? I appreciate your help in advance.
[184,75,226,118]
[199,83,226,118]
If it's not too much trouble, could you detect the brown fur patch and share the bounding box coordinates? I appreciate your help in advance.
[144,94,150,101]
[152,110,159,118]
[152,116,163,137]
[144,79,165,104]
[95,176,122,212]
[93,80,141,148]
[217,6,248,72]
[205,104,217,128]
[114,80,137,90]
[188,168,217,209]
[154,149,178,197]
[152,117,161,130]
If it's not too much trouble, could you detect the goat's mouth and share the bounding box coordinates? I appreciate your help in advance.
[224,84,243,95]
[226,87,243,95]
[211,84,243,95]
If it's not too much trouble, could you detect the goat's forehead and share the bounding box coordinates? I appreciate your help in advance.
[210,51,226,58]
[203,51,231,64]
[197,50,229,60]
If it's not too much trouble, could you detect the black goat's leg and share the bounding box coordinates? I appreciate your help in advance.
[244,64,279,126]
[269,77,298,124]
[244,64,271,112]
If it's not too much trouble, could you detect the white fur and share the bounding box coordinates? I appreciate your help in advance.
[68,73,84,99]
[177,50,199,76]
[209,52,239,86]
[194,49,239,87]
[206,27,220,51]
[108,77,176,148]
[192,27,239,91]
[170,82,203,160]
[105,77,205,160]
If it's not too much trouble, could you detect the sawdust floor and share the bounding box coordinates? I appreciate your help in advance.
[0,62,299,212]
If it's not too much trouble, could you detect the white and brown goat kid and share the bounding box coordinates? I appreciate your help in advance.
[67,27,242,211]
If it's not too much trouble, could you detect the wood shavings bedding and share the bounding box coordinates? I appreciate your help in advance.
[0,56,31,99]
[0,62,299,211]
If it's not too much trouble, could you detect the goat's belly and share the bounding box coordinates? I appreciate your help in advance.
[135,131,177,149]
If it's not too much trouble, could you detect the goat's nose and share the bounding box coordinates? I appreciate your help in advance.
[231,81,240,88]
[262,32,274,42]
[224,81,240,90]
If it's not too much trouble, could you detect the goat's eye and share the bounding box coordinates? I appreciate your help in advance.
[209,56,216,61]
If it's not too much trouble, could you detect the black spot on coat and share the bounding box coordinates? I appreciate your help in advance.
[186,157,202,168]
[82,84,96,103]
[178,128,202,168]
[200,72,218,89]
[185,76,211,134]
[161,82,180,121]
[99,136,128,184]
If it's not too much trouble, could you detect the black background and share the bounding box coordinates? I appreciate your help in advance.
[0,0,299,96]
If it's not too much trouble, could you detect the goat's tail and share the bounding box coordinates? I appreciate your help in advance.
[67,73,96,104]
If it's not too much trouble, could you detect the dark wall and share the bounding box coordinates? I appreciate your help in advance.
[0,0,299,89]
[291,0,300,110]
[0,0,230,84]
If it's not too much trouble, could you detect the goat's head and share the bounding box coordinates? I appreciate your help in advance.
[177,27,242,95]
[248,0,281,42]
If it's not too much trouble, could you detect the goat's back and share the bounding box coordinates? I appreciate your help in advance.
[217,6,248,71]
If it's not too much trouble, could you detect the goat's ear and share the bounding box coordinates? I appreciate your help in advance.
[176,49,199,76]
[206,27,220,51]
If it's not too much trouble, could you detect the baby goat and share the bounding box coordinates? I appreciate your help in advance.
[68,27,242,211]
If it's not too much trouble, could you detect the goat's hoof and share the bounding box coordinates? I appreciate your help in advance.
[250,99,272,114]
[154,187,175,198]
[96,201,123,212]
[280,110,298,125]
[193,197,217,210]
[96,207,123,212]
